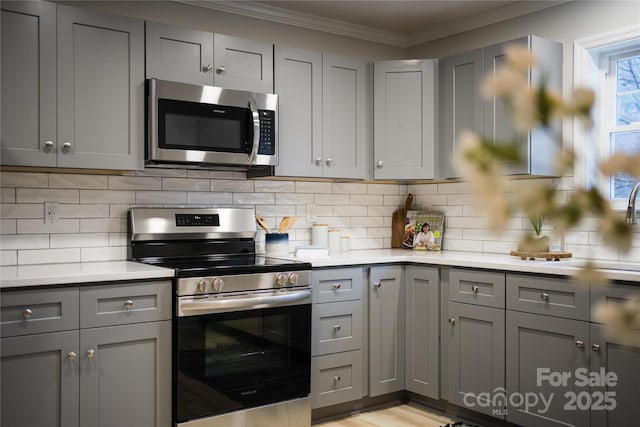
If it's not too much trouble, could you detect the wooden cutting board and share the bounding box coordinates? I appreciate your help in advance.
[391,194,413,248]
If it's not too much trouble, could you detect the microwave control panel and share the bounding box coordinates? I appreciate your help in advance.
[257,110,275,155]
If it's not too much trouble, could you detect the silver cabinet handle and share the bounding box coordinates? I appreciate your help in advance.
[333,375,341,383]
[576,340,584,348]
[541,292,549,301]
[325,158,333,167]
[87,349,95,359]
[23,308,33,319]
[376,160,384,169]
[202,63,212,72]
[471,285,479,294]
[124,300,134,309]
[448,318,456,326]
[43,141,54,153]
[373,281,381,288]
[314,157,323,167]
[67,352,77,361]
[333,324,341,333]
[61,142,72,154]
[592,344,600,352]
[216,65,226,75]
[333,283,341,290]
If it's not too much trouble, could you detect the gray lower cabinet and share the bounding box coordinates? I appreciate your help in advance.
[404,266,440,399]
[447,301,505,418]
[506,310,590,427]
[369,265,404,397]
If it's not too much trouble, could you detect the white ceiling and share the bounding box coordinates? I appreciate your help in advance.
[181,0,568,47]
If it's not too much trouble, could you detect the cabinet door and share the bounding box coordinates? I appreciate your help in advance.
[373,60,436,180]
[323,54,368,179]
[438,48,484,178]
[369,265,404,396]
[590,324,640,427]
[213,34,273,93]
[145,21,214,85]
[1,331,80,427]
[79,321,171,427]
[405,266,440,399]
[1,1,57,167]
[274,46,323,177]
[57,6,144,170]
[506,310,590,427]
[447,302,504,418]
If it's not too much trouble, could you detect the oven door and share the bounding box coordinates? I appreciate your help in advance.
[175,291,311,424]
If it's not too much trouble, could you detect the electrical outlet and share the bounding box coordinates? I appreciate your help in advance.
[45,202,59,225]
[306,203,317,222]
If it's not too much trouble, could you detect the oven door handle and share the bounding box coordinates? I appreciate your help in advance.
[248,98,260,164]
[179,290,311,315]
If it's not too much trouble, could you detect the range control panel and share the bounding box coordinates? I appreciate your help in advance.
[175,214,220,227]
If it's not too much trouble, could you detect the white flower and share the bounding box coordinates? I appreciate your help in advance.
[504,44,537,72]
[600,152,640,178]
[593,299,640,346]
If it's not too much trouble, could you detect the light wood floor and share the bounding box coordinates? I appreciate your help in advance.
[315,404,455,427]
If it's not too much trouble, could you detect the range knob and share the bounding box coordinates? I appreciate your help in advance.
[275,273,286,287]
[212,278,224,292]
[197,279,210,292]
[288,273,300,286]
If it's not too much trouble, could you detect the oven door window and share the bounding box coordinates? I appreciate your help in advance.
[175,304,311,423]
[158,99,251,153]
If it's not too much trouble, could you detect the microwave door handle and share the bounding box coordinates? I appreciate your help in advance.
[248,98,260,164]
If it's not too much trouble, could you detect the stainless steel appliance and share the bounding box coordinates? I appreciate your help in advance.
[129,208,311,427]
[147,79,278,169]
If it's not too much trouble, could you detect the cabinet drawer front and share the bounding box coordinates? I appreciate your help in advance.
[312,300,362,356]
[1,288,79,337]
[506,274,589,320]
[591,281,640,328]
[311,350,363,409]
[80,281,171,328]
[449,269,505,308]
[312,268,363,303]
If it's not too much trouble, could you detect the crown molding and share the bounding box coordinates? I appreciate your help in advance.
[178,0,409,47]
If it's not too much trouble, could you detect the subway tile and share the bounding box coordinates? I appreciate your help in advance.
[1,251,18,265]
[81,246,127,262]
[463,229,500,241]
[58,204,110,219]
[315,194,350,206]
[333,183,367,194]
[564,231,590,245]
[383,217,392,227]
[49,174,107,189]
[438,182,472,194]
[1,204,43,219]
[187,169,233,179]
[233,192,275,205]
[109,176,161,190]
[448,194,474,206]
[351,216,384,228]
[109,204,134,219]
[17,188,79,203]
[17,219,79,234]
[415,195,448,207]
[315,205,333,216]
[1,172,48,188]
[444,239,483,252]
[446,216,490,229]
[138,167,187,177]
[367,227,391,238]
[333,205,368,216]
[80,218,127,233]
[566,244,619,261]
[295,182,332,193]
[1,219,17,234]
[80,190,135,204]
[162,178,210,191]
[383,237,391,248]
[50,233,109,248]
[18,248,80,265]
[407,184,438,195]
[187,192,233,205]
[430,205,463,217]
[255,205,296,217]
[275,193,315,205]
[109,233,127,246]
[350,194,383,206]
[314,216,350,228]
[367,184,399,195]
[383,195,405,206]
[1,234,49,250]
[366,205,396,216]
[445,228,463,239]
[345,228,368,238]
[254,181,295,193]
[349,238,383,250]
[212,180,254,192]
[618,248,640,262]
[483,241,516,254]
[1,188,15,203]
[136,191,186,204]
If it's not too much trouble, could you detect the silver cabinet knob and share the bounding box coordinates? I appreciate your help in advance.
[333,375,341,383]
[124,300,134,309]
[448,318,456,326]
[541,292,549,301]
[61,142,72,154]
[576,340,584,348]
[87,349,95,359]
[288,273,299,286]
[376,160,384,169]
[333,324,341,333]
[592,344,600,352]
[471,285,479,294]
[333,283,341,290]
[325,158,333,167]
[202,63,213,72]
[212,278,224,291]
[275,274,286,287]
[314,157,323,167]
[43,141,54,153]
[23,308,33,319]
[67,352,77,361]
[373,281,381,288]
[216,65,226,75]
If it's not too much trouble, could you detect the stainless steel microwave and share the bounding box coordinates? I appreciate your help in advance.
[146,79,278,168]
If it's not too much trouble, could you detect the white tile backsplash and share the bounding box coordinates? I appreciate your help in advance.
[50,233,109,248]
[17,188,79,203]
[17,219,79,234]
[18,248,81,265]
[49,174,108,189]
[0,219,17,234]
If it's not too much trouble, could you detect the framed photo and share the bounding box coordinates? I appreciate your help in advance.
[412,212,444,251]
[402,210,419,249]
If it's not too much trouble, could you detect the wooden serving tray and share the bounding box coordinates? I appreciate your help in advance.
[509,251,573,261]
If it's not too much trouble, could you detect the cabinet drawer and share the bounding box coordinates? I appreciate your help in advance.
[1,288,79,337]
[312,300,362,356]
[80,281,172,328]
[591,281,640,328]
[449,269,505,308]
[312,268,363,303]
[506,274,589,320]
[311,350,363,409]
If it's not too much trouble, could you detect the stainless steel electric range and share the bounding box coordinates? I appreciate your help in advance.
[129,208,312,427]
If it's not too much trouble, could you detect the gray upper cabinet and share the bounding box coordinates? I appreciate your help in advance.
[1,3,144,170]
[1,1,57,167]
[369,265,404,397]
[214,34,274,93]
[322,54,369,179]
[373,60,437,180]
[145,21,214,85]
[274,46,323,177]
[404,266,440,399]
[438,35,562,178]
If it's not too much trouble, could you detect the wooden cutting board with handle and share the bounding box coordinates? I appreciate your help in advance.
[391,193,413,248]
